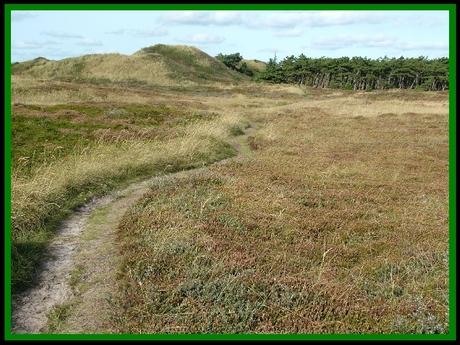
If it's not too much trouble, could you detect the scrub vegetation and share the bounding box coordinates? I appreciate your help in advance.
[9,44,450,335]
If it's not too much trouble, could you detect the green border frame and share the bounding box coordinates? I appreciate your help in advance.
[4,3,456,341]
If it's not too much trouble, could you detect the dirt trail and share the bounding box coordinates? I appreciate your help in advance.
[11,196,113,333]
[10,128,255,334]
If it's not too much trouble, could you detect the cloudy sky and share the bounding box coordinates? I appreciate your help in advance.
[9,5,451,63]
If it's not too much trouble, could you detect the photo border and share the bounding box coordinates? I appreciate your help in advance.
[4,3,456,341]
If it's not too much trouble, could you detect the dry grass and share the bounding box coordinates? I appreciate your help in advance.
[9,45,451,336]
[238,59,267,73]
[12,53,177,86]
[10,77,256,294]
[108,87,449,334]
[11,112,244,234]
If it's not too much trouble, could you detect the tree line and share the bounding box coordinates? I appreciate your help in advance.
[253,54,449,91]
[216,52,449,91]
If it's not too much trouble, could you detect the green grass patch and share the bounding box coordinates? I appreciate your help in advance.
[46,302,74,333]
[10,102,207,174]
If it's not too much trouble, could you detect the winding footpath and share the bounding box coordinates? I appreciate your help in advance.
[10,128,255,334]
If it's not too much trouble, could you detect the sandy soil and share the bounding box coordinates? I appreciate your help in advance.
[11,195,113,333]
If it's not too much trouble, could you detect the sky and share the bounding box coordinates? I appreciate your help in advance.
[9,5,451,64]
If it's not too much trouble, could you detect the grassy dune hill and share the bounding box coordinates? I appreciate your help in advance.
[11,44,252,86]
[237,58,267,73]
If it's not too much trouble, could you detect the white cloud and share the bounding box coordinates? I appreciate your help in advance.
[161,11,244,26]
[105,28,168,37]
[307,11,388,27]
[41,30,84,38]
[311,34,397,50]
[260,11,389,29]
[9,10,450,63]
[263,12,308,28]
[75,38,103,46]
[211,11,244,25]
[358,36,396,48]
[311,37,348,50]
[11,11,37,22]
[395,41,448,51]
[274,28,303,37]
[135,28,168,37]
[105,28,129,35]
[178,33,225,44]
[393,11,449,28]
[311,34,449,52]
[161,11,207,25]
[12,42,37,49]
[42,47,80,59]
[12,39,58,49]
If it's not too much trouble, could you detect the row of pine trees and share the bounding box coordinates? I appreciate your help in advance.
[253,54,449,91]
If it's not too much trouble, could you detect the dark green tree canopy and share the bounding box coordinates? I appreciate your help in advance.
[215,53,243,70]
[253,54,449,91]
[215,52,254,77]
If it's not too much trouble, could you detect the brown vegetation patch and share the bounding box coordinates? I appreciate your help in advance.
[379,112,398,118]
[402,112,419,117]
[55,109,84,119]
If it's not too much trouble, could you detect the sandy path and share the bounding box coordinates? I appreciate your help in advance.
[11,196,113,333]
[10,129,255,334]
